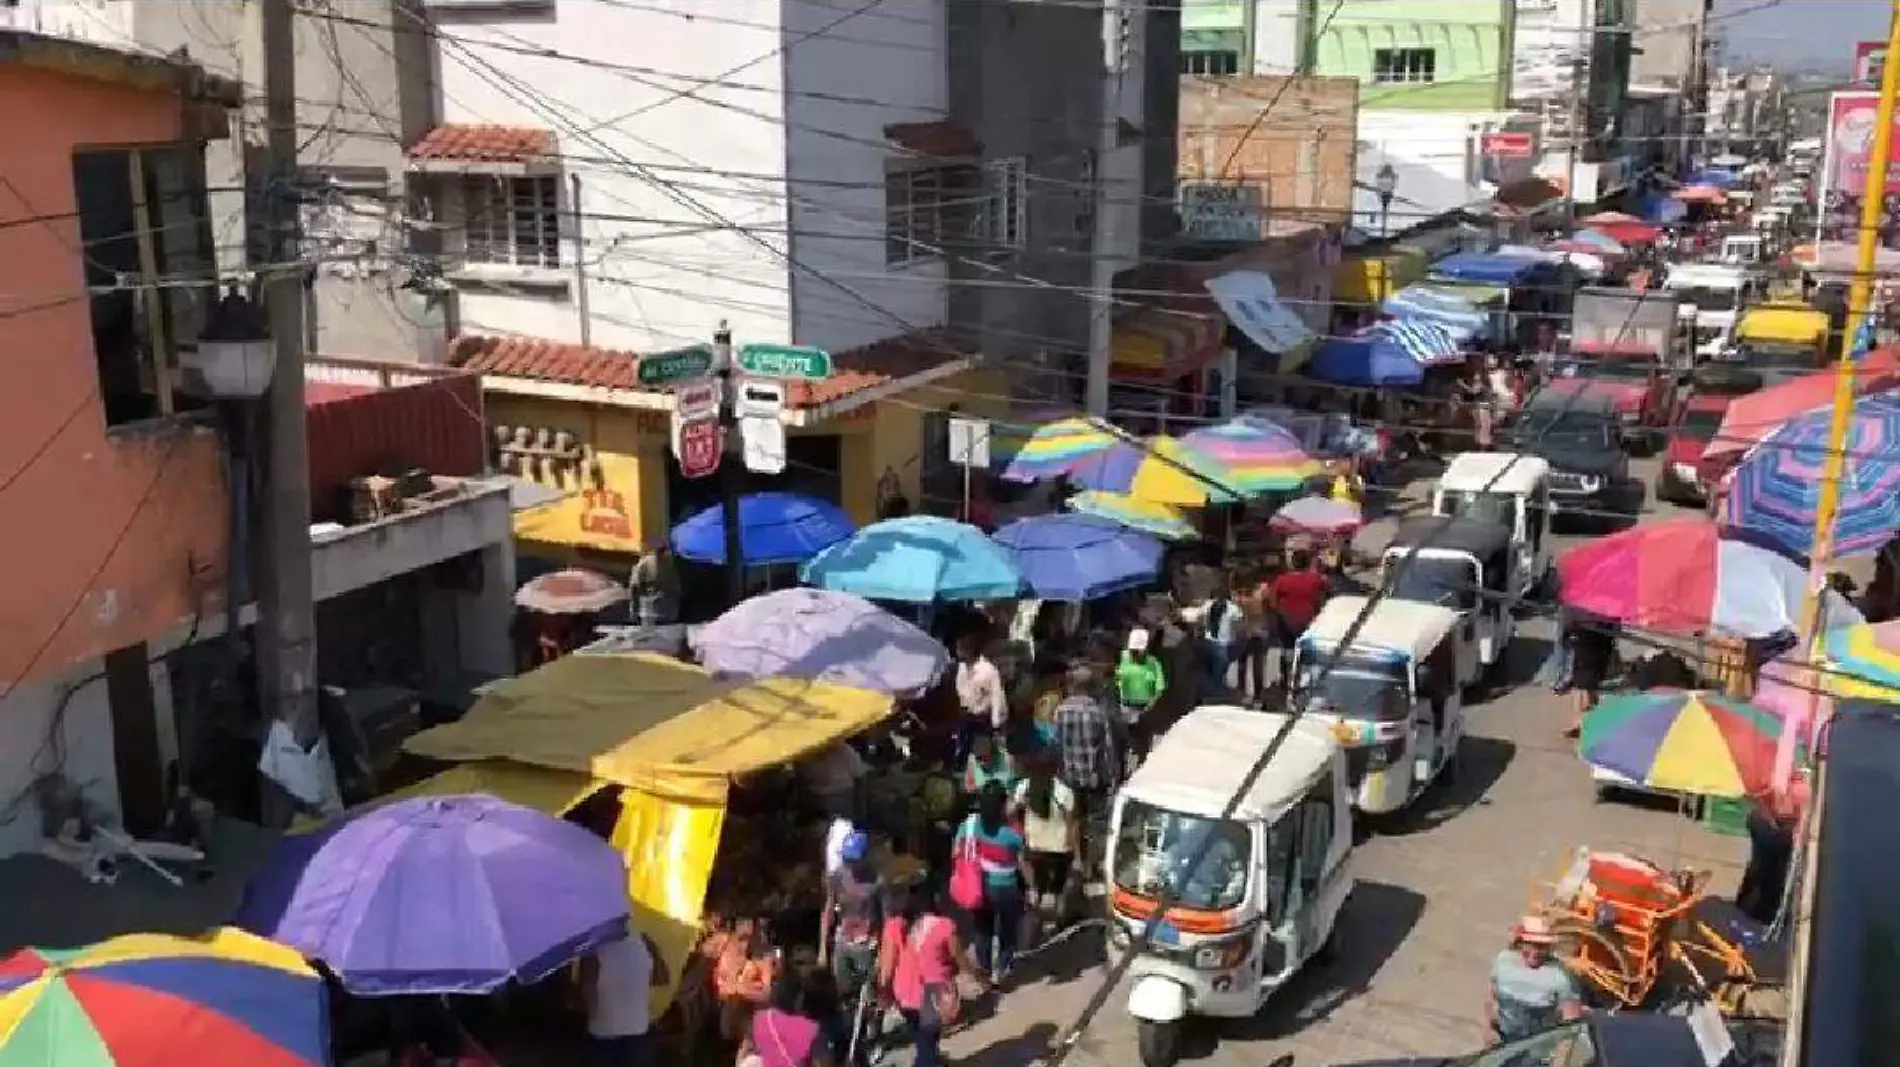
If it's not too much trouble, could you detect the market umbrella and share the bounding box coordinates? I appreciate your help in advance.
[1704,365,1900,462]
[1550,235,1624,258]
[1306,329,1428,387]
[1820,618,1900,700]
[999,416,1118,482]
[1565,228,1626,254]
[799,514,1022,602]
[1269,495,1363,536]
[1581,210,1641,225]
[0,929,325,1067]
[1721,392,1900,559]
[990,513,1163,601]
[237,794,631,995]
[1065,436,1241,506]
[1066,490,1199,541]
[670,491,854,565]
[1380,284,1490,341]
[1587,220,1662,246]
[1674,184,1727,204]
[1579,690,1795,798]
[1556,518,1863,638]
[1178,419,1322,495]
[514,568,628,614]
[691,587,948,694]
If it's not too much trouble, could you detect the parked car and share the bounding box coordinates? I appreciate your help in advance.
[1503,394,1631,529]
[1542,353,1678,453]
[1654,367,1763,507]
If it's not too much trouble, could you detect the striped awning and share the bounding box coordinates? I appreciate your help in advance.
[1364,318,1463,365]
[1111,307,1224,379]
[1381,284,1490,341]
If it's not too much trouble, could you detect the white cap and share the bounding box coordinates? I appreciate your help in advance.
[1126,628,1150,652]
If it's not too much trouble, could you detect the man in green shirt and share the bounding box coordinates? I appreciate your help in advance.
[1116,629,1167,764]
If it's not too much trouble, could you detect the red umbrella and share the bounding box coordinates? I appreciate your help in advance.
[1704,356,1900,463]
[1588,220,1662,246]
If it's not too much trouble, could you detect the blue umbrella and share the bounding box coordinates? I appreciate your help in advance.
[800,514,1022,602]
[671,491,855,565]
[991,513,1164,601]
[1721,392,1900,559]
[1306,329,1428,386]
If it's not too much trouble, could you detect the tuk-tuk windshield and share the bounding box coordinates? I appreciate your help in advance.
[1294,655,1410,722]
[1383,555,1479,611]
[1438,490,1519,532]
[1112,799,1251,911]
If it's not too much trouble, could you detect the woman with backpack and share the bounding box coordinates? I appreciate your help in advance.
[950,783,1034,983]
[876,886,989,1067]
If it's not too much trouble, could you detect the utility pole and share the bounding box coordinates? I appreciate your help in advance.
[1085,0,1128,418]
[1565,0,1589,226]
[1781,6,1900,1064]
[712,322,746,604]
[256,0,327,818]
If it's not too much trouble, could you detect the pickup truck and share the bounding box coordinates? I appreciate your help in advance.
[1552,287,1686,451]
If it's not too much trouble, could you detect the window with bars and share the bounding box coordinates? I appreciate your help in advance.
[984,157,1027,250]
[1181,50,1241,76]
[460,175,561,269]
[885,163,978,265]
[1372,48,1437,84]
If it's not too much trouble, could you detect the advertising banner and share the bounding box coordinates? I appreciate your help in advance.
[1819,91,1900,246]
[1856,41,1887,83]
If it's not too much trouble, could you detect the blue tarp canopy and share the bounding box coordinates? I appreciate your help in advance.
[1637,193,1688,224]
[1307,328,1430,386]
[1427,251,1545,287]
[1687,168,1737,189]
[1382,284,1491,341]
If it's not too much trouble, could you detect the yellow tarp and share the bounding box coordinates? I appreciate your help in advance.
[1737,305,1828,345]
[385,760,723,1019]
[1111,324,1170,370]
[1333,249,1426,305]
[404,652,894,804]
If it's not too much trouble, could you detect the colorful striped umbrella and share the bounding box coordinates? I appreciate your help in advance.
[1067,436,1241,506]
[1578,690,1794,798]
[1179,420,1322,494]
[1721,392,1900,559]
[0,929,325,1067]
[1066,490,1199,541]
[1565,228,1627,254]
[999,417,1118,482]
[1821,618,1900,701]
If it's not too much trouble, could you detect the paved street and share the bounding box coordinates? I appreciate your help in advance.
[929,455,1750,1067]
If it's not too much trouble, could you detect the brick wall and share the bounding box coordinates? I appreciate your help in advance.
[1177,75,1360,225]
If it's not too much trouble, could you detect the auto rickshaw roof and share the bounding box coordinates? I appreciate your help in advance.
[1123,705,1339,822]
[1385,515,1513,561]
[1439,451,1551,495]
[1300,595,1461,662]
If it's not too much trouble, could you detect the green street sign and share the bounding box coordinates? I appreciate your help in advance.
[637,344,714,387]
[738,342,833,380]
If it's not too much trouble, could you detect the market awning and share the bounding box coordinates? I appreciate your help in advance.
[405,652,894,803]
[1110,306,1224,379]
[1204,270,1317,355]
[1382,283,1491,340]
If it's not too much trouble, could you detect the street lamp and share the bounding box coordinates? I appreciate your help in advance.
[1374,163,1398,238]
[186,286,276,400]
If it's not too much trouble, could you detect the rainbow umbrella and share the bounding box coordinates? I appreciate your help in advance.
[1067,491,1198,541]
[1821,619,1900,701]
[1068,436,1240,506]
[999,417,1117,482]
[1180,420,1322,494]
[0,929,325,1067]
[1578,690,1795,798]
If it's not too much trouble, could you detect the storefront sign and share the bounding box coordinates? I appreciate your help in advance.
[1819,91,1900,246]
[1204,270,1316,354]
[514,451,647,553]
[1481,132,1534,159]
[1856,40,1887,83]
[1180,182,1263,242]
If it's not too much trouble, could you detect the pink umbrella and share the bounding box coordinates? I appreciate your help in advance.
[1268,495,1363,536]
[513,568,628,614]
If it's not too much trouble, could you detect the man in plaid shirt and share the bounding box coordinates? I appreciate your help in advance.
[1053,664,1122,868]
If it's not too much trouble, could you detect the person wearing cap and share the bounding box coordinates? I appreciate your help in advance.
[818,829,884,1063]
[1115,628,1167,765]
[1485,916,1583,1043]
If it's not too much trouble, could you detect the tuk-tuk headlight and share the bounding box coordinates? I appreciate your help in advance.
[1192,932,1254,971]
[1365,737,1407,770]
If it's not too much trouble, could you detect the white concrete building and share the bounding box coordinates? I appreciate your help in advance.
[419,0,955,358]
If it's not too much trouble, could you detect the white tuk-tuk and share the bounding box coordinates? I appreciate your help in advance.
[1108,706,1355,1067]
[1289,597,1466,816]
[1431,452,1553,596]
[1378,515,1519,689]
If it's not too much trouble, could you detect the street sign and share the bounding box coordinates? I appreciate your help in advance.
[637,344,714,387]
[738,342,832,381]
[947,417,990,469]
[737,379,787,475]
[676,416,722,479]
[674,377,720,421]
[1480,132,1534,159]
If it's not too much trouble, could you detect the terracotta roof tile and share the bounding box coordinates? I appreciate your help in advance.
[449,328,976,409]
[409,124,555,164]
[884,120,981,159]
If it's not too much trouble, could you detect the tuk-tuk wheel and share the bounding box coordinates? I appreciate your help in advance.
[1137,1019,1182,1067]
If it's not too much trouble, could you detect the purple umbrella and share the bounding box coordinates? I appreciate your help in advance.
[991,513,1164,601]
[236,794,630,995]
[691,587,949,695]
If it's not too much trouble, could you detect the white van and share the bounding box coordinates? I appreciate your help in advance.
[1663,263,1751,357]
